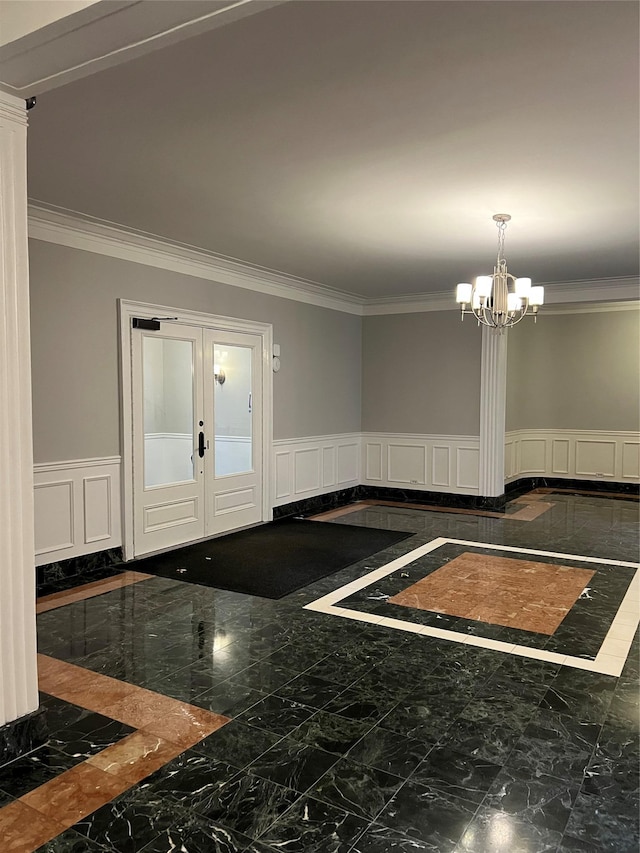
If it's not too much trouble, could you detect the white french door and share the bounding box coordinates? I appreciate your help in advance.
[203,328,263,536]
[131,320,264,557]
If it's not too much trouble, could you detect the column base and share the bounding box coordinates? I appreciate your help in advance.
[0,707,48,769]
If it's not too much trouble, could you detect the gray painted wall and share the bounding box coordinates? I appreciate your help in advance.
[506,309,640,432]
[361,311,482,435]
[29,240,362,463]
[27,238,640,467]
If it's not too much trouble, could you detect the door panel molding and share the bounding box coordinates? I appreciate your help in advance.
[119,299,273,560]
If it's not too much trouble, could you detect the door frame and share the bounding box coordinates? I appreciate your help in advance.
[118,299,273,561]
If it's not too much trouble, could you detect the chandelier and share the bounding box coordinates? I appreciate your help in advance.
[455,214,544,330]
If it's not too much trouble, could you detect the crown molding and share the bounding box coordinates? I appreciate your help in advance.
[543,300,639,315]
[362,277,640,316]
[28,202,365,316]
[28,202,640,316]
[541,277,640,304]
[0,88,27,123]
[1,1,287,96]
[361,292,455,315]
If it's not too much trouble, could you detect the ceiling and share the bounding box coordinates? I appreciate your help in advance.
[24,0,640,300]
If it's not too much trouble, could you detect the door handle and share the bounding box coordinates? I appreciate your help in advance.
[248,392,252,413]
[198,431,206,458]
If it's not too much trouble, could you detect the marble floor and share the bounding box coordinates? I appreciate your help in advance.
[1,489,638,852]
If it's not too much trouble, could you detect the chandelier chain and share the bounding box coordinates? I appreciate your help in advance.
[496,219,507,269]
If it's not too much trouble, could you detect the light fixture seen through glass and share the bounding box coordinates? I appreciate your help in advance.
[455,214,544,331]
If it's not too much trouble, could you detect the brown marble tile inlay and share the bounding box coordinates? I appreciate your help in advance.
[0,655,233,851]
[0,801,67,853]
[308,495,555,523]
[21,763,127,827]
[388,552,595,634]
[36,570,153,613]
[86,730,185,785]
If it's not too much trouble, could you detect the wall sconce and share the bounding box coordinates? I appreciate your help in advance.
[214,364,226,385]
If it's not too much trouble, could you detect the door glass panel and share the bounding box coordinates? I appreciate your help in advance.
[143,336,195,487]
[214,344,252,476]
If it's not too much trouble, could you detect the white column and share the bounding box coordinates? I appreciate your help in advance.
[478,325,508,497]
[0,91,38,727]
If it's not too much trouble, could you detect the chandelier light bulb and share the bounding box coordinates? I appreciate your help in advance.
[507,293,522,312]
[475,276,493,299]
[456,283,472,304]
[529,286,544,306]
[515,277,532,298]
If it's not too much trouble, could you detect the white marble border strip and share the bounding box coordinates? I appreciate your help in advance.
[304,538,640,677]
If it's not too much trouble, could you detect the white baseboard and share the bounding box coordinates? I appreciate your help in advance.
[33,457,122,566]
[505,429,640,483]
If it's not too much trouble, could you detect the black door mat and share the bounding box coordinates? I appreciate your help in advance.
[131,518,411,599]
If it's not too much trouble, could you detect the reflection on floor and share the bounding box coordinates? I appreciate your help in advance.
[1,490,638,852]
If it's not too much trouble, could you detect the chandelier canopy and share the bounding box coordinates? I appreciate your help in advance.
[455,214,544,331]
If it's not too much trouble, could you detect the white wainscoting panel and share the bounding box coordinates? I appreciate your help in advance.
[520,439,547,474]
[457,447,480,491]
[552,439,570,475]
[575,440,616,478]
[505,438,516,480]
[505,430,640,484]
[337,442,359,485]
[365,443,383,481]
[34,480,74,554]
[34,457,122,565]
[294,448,321,494]
[388,444,426,485]
[273,434,361,506]
[83,476,112,543]
[622,442,640,479]
[274,452,290,499]
[323,446,336,488]
[362,434,480,495]
[432,446,450,488]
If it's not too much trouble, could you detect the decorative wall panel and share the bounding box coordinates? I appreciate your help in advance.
[273,434,361,506]
[552,439,571,475]
[388,444,426,485]
[294,448,321,494]
[322,446,336,488]
[362,433,480,495]
[622,442,640,479]
[575,440,616,478]
[34,480,74,554]
[432,446,450,488]
[520,439,547,474]
[337,442,358,484]
[456,447,480,490]
[365,443,383,481]
[506,430,639,484]
[33,457,121,566]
